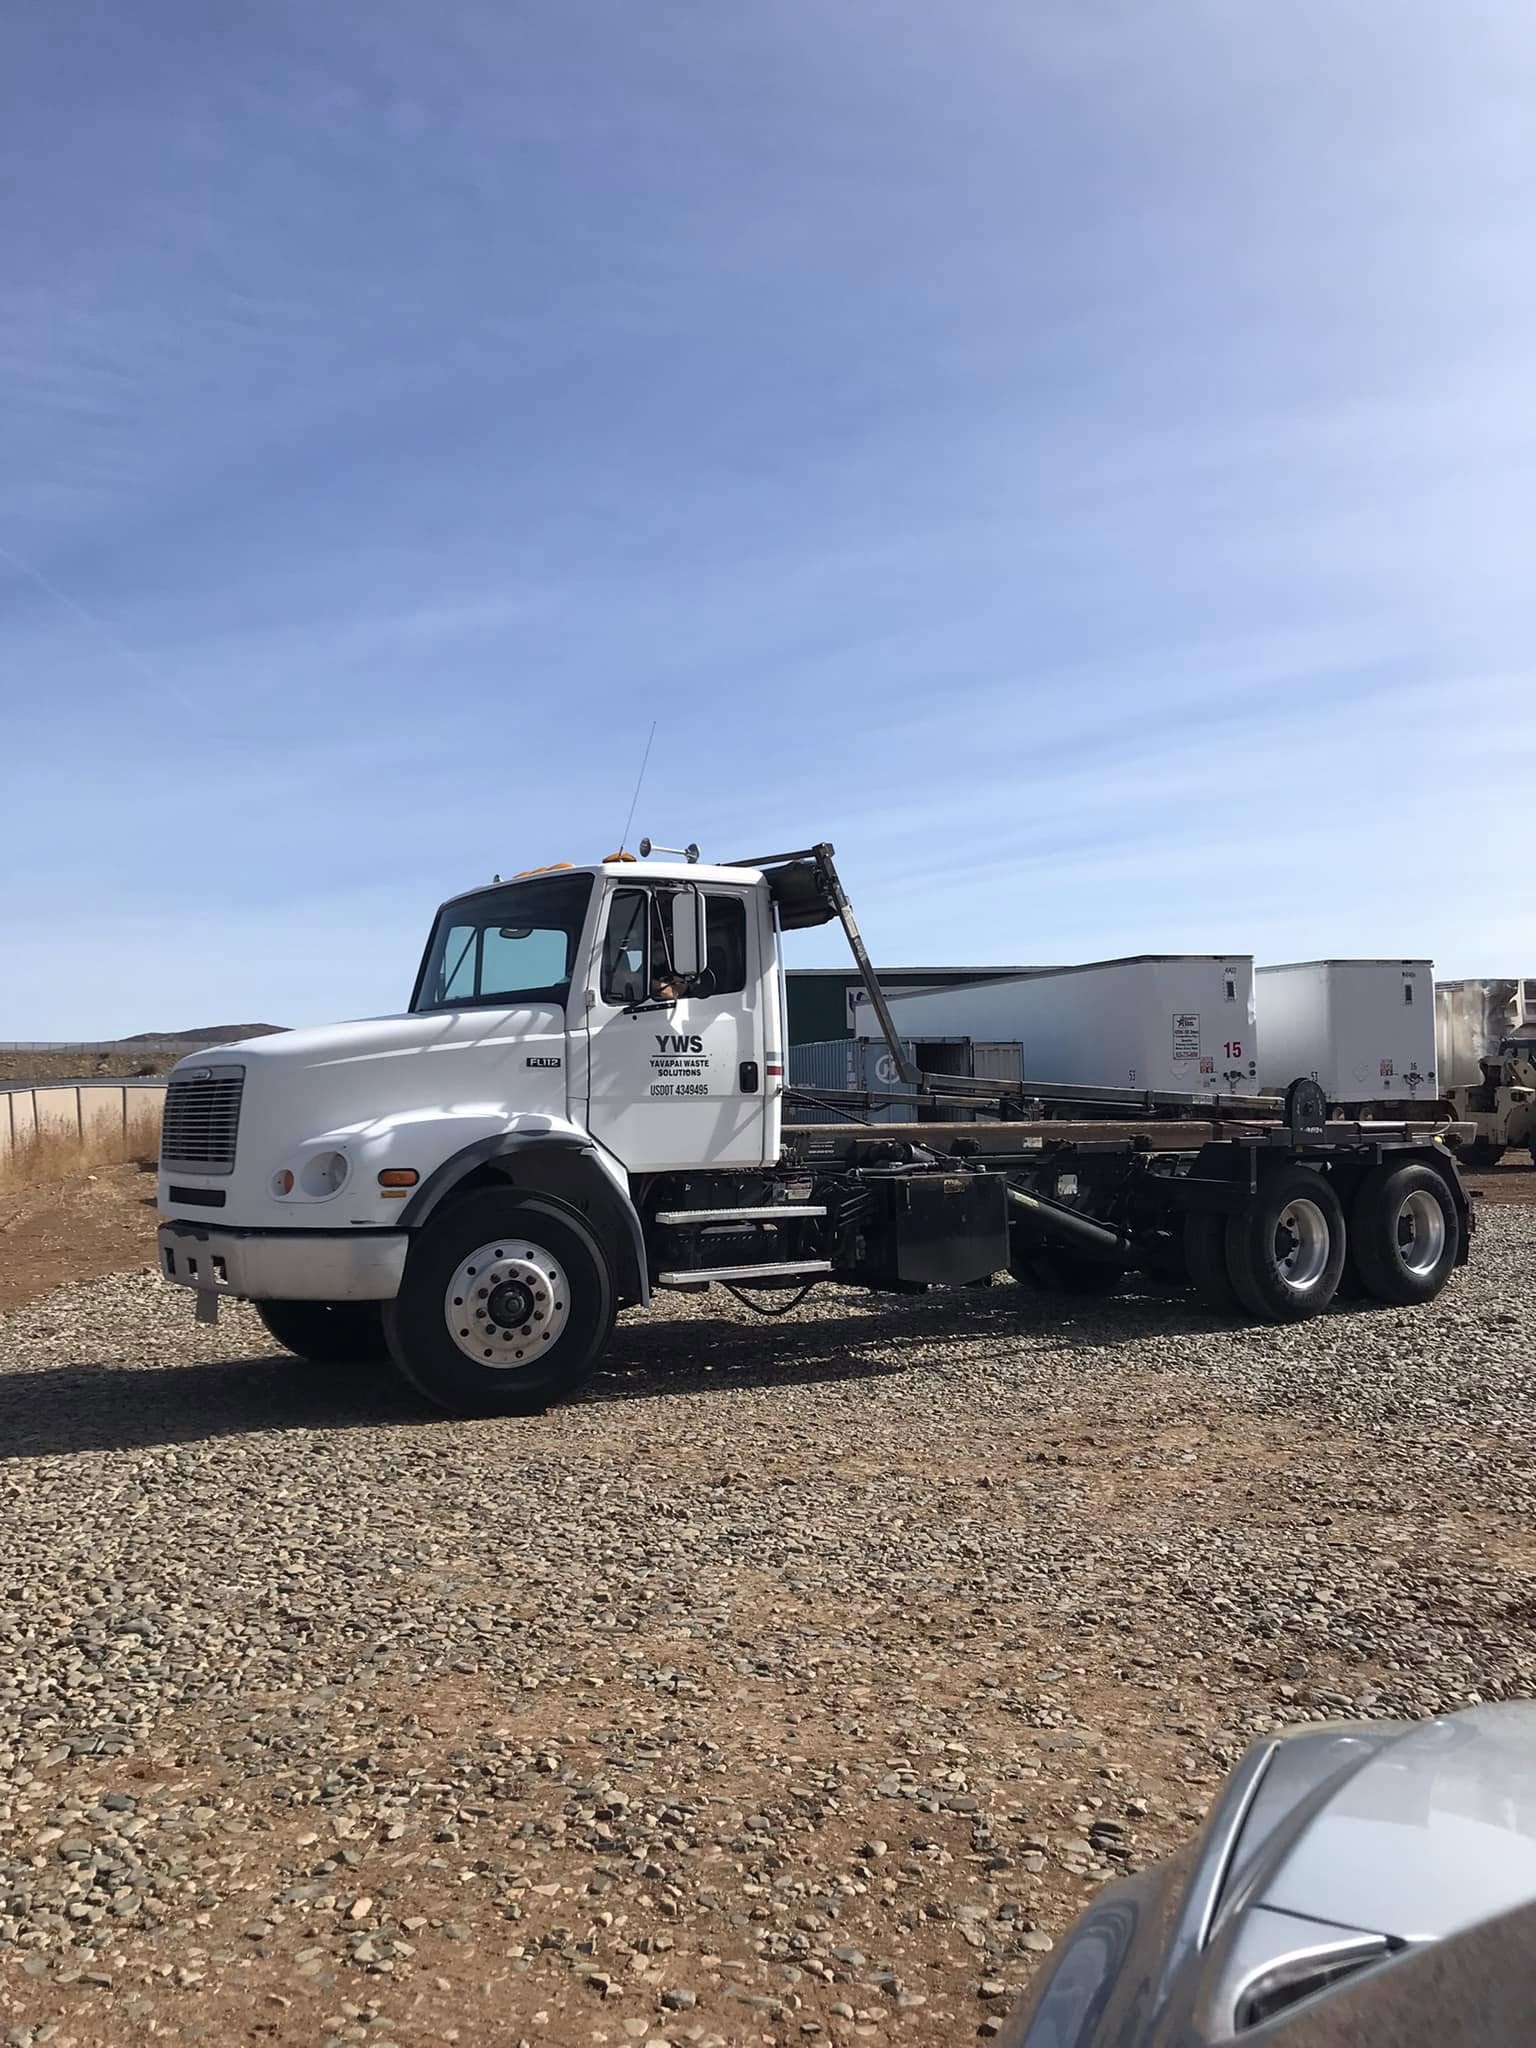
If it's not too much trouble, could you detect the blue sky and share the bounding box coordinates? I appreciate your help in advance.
[2,2,1531,1036]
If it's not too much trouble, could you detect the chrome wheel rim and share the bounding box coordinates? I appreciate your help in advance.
[1396,1189,1447,1276]
[1272,1198,1331,1291]
[444,1239,569,1369]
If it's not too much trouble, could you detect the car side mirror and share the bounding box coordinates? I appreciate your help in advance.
[669,889,707,980]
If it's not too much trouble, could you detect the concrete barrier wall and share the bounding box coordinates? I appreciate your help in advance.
[33,1088,81,1136]
[0,1080,165,1166]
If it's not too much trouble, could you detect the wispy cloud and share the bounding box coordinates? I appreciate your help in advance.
[3,1,1534,1030]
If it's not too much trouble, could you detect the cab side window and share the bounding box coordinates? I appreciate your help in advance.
[705,894,747,995]
[600,891,649,1004]
[600,887,745,1002]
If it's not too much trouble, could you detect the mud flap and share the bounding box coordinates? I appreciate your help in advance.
[195,1289,220,1325]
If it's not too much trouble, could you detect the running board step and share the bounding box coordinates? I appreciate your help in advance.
[657,1259,833,1288]
[654,1205,827,1224]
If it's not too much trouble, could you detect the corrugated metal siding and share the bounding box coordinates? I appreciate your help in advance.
[788,1040,854,1091]
[784,1040,854,1122]
[971,1041,1025,1084]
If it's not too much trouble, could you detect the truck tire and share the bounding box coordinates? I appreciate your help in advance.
[1350,1162,1459,1305]
[1183,1212,1241,1314]
[1223,1166,1346,1322]
[256,1299,385,1364]
[381,1192,615,1416]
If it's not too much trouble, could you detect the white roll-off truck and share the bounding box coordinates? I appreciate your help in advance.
[158,843,1472,1414]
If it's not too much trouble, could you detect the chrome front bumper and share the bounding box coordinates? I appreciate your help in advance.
[158,1222,408,1302]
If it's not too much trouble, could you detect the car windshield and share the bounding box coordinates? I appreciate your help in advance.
[412,872,594,1012]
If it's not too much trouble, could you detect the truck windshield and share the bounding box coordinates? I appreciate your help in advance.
[412,873,594,1012]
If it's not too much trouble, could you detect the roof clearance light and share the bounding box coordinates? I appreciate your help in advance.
[512,861,575,878]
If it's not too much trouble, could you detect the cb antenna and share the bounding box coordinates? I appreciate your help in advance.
[617,719,657,857]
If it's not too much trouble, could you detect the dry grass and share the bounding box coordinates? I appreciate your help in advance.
[0,1111,161,1190]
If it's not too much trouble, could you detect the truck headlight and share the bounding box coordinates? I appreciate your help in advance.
[299,1151,349,1198]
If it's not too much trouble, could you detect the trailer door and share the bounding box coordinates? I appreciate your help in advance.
[584,881,768,1173]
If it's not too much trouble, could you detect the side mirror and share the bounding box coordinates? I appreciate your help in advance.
[669,889,707,980]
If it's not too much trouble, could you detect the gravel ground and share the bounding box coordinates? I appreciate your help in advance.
[0,1207,1533,2048]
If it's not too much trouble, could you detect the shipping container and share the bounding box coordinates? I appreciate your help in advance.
[1256,960,1436,1104]
[784,1040,855,1123]
[1435,977,1536,1089]
[787,1038,854,1095]
[788,1037,1026,1122]
[789,1037,929,1125]
[853,1036,925,1123]
[854,957,1258,1095]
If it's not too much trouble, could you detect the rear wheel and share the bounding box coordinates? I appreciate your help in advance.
[1224,1167,1346,1322]
[1183,1211,1241,1314]
[256,1299,385,1364]
[1350,1162,1459,1305]
[382,1192,614,1415]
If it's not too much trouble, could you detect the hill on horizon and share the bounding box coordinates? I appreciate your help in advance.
[120,1024,287,1045]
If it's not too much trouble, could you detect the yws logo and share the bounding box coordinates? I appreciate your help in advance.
[656,1034,704,1054]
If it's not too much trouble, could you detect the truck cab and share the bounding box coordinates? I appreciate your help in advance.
[405,858,784,1177]
[158,851,796,1410]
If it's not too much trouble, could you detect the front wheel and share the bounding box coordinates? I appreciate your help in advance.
[1224,1166,1346,1322]
[382,1192,615,1415]
[257,1299,385,1364]
[1350,1162,1459,1305]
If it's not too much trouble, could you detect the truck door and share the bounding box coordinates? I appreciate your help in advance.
[584,880,768,1173]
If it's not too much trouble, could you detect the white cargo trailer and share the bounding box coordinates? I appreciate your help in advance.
[854,956,1258,1095]
[1256,960,1436,1105]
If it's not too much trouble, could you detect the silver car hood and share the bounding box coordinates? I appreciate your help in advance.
[1252,1703,1536,1943]
[1007,1701,1536,2046]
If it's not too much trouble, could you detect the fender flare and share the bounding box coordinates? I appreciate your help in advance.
[397,1132,649,1305]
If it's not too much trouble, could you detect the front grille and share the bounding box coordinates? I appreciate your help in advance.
[160,1065,245,1177]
